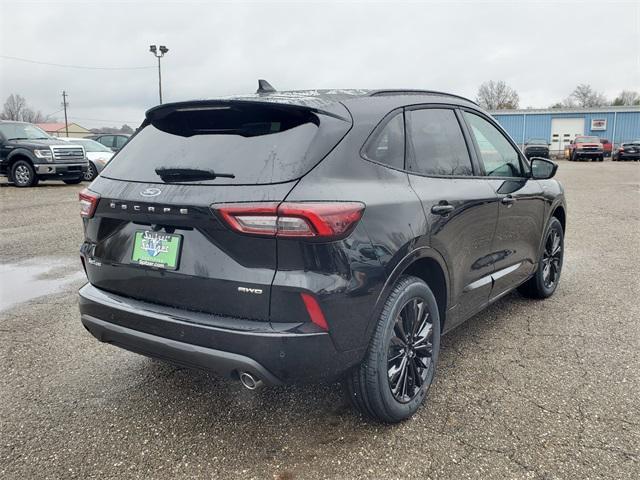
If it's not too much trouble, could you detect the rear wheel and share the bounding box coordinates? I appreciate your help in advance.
[519,217,564,299]
[11,160,38,187]
[344,275,440,423]
[83,162,98,181]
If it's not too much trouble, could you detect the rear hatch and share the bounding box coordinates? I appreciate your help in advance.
[83,100,351,320]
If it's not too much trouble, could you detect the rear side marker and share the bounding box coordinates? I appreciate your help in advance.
[300,292,329,331]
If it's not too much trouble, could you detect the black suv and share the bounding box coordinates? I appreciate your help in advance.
[78,87,566,423]
[523,138,550,159]
[0,121,88,187]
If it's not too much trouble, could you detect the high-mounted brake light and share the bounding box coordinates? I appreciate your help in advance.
[79,189,100,218]
[214,202,365,239]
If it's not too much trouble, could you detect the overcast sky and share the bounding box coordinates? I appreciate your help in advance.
[1,0,638,129]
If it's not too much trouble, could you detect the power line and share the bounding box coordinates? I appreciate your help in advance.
[69,116,140,124]
[0,54,155,71]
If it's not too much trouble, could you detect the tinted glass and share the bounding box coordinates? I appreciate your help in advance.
[463,112,524,177]
[363,113,404,169]
[575,137,600,143]
[98,135,114,148]
[114,136,128,148]
[101,105,349,185]
[406,109,473,176]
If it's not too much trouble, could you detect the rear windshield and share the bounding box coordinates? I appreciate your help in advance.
[101,102,350,185]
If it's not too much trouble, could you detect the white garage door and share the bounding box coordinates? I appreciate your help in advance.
[551,118,585,153]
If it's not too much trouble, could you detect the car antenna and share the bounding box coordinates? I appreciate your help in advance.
[256,79,276,94]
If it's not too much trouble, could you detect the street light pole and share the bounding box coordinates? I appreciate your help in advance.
[149,45,169,104]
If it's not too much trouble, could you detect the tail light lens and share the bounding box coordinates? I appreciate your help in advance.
[79,189,100,218]
[214,202,365,239]
[300,292,329,331]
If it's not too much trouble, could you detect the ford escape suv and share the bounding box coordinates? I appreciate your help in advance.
[78,85,566,423]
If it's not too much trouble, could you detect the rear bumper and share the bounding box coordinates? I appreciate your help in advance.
[79,284,363,384]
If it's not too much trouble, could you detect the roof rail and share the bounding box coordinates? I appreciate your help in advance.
[369,89,478,106]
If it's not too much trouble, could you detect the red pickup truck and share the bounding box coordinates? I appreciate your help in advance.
[568,136,604,162]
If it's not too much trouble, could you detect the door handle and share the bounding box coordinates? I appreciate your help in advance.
[501,195,516,205]
[431,203,455,215]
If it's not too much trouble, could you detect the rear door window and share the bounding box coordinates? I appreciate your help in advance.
[406,108,473,176]
[114,136,128,149]
[101,103,350,185]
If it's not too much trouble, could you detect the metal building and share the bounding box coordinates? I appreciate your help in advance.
[491,106,640,153]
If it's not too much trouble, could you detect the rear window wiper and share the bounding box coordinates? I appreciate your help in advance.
[155,167,235,182]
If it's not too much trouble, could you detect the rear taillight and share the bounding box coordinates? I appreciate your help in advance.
[79,189,100,218]
[619,147,625,152]
[214,202,365,239]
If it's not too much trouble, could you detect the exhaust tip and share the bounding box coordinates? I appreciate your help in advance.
[239,371,263,390]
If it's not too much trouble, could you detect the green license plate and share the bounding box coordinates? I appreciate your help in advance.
[131,230,182,270]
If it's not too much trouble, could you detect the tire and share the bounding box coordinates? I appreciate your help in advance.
[83,162,98,181]
[518,217,564,299]
[63,177,83,185]
[11,160,38,187]
[570,152,577,162]
[344,275,441,423]
[599,156,604,162]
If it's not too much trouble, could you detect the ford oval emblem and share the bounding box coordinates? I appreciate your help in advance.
[140,187,162,197]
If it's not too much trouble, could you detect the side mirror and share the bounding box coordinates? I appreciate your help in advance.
[530,157,558,180]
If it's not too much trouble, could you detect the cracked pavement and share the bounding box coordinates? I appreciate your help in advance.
[1,160,639,479]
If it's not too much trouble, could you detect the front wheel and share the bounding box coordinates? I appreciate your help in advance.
[11,160,38,187]
[344,275,440,423]
[519,217,564,299]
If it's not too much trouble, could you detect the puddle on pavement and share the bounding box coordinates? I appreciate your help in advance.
[0,257,86,312]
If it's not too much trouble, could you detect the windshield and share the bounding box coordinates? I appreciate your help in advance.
[67,138,112,153]
[526,139,548,145]
[101,103,350,185]
[575,137,600,143]
[0,123,50,140]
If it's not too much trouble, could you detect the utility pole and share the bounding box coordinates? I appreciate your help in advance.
[61,91,69,137]
[149,45,169,104]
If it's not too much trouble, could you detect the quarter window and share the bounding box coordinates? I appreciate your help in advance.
[363,112,405,169]
[463,112,524,177]
[406,108,473,176]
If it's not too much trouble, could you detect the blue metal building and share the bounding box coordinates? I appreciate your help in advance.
[491,106,640,153]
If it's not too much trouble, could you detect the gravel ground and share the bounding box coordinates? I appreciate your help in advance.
[0,161,639,480]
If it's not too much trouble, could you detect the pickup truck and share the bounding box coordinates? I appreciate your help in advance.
[0,121,88,187]
[567,136,604,162]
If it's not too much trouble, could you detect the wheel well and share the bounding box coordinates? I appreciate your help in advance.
[8,154,33,169]
[403,258,447,330]
[552,205,566,233]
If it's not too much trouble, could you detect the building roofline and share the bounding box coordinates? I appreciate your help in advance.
[490,106,640,115]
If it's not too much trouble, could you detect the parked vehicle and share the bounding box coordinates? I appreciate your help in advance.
[78,86,566,423]
[523,138,550,159]
[0,121,87,187]
[567,136,604,162]
[612,140,640,161]
[600,138,612,158]
[87,133,130,152]
[60,137,114,181]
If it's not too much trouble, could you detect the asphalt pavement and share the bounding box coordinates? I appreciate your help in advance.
[1,160,638,479]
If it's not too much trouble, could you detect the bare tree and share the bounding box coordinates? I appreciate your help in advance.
[476,80,520,110]
[567,84,607,108]
[1,94,27,120]
[612,90,640,106]
[0,94,46,123]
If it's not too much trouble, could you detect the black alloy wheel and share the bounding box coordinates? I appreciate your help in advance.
[387,297,434,403]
